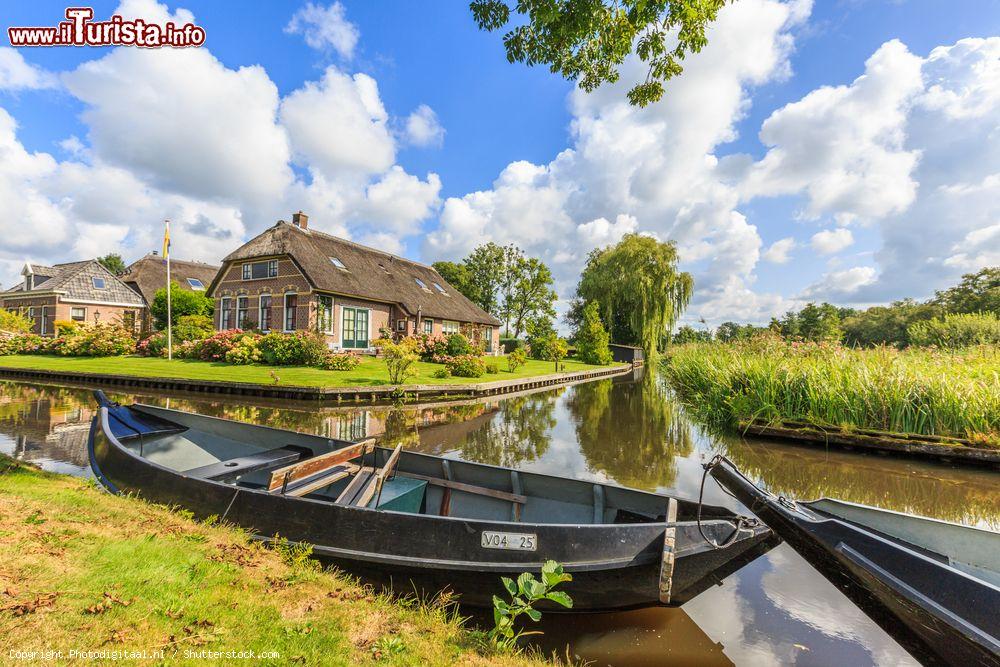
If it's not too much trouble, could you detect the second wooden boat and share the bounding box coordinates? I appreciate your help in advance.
[87,392,776,611]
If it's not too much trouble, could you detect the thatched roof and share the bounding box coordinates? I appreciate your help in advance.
[2,260,144,306]
[121,254,220,305]
[213,221,500,326]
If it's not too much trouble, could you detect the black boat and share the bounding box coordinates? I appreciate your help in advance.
[706,455,1000,666]
[87,392,775,611]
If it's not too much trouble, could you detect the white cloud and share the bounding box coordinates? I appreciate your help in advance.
[576,214,638,247]
[285,2,359,60]
[762,237,796,264]
[361,166,442,233]
[404,104,445,147]
[0,48,58,91]
[810,228,854,255]
[802,266,877,301]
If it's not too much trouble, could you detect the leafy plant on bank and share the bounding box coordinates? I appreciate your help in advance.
[506,346,527,373]
[573,301,613,365]
[445,354,486,378]
[490,560,573,650]
[375,336,421,384]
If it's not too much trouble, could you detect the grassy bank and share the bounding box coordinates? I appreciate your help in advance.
[0,456,542,666]
[664,340,1000,447]
[0,354,613,388]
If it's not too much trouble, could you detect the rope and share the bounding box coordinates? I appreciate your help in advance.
[696,454,758,550]
[221,487,240,523]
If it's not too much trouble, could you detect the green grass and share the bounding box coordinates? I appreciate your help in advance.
[0,354,616,389]
[664,339,1000,447]
[0,456,544,666]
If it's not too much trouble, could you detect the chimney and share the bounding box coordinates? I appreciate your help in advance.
[292,211,309,229]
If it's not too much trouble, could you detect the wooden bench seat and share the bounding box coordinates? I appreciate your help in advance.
[267,439,374,494]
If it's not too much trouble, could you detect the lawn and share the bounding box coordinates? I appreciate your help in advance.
[0,455,543,666]
[664,340,1000,446]
[0,354,617,389]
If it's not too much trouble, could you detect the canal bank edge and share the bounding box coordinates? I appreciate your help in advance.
[0,363,632,403]
[739,419,1000,468]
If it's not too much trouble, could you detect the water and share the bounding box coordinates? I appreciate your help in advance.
[2,373,997,666]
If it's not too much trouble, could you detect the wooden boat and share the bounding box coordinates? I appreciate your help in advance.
[87,392,775,611]
[707,455,1000,666]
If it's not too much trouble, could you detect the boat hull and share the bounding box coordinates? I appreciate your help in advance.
[88,404,774,612]
[709,457,1000,667]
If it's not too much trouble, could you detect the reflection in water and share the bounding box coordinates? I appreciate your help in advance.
[0,376,996,666]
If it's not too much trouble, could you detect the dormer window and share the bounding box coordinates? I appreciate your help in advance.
[330,257,347,270]
[414,278,429,291]
[92,277,106,289]
[187,278,205,290]
[432,282,447,295]
[23,275,31,291]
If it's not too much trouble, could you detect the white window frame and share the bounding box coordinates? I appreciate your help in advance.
[442,320,459,335]
[236,296,249,329]
[258,294,272,332]
[317,295,334,334]
[39,306,48,335]
[91,277,106,290]
[283,292,298,332]
[187,278,205,290]
[220,296,232,330]
[70,307,87,322]
[422,319,433,335]
[483,326,493,353]
[396,318,407,332]
[242,260,279,281]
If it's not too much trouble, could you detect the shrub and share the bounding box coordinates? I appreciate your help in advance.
[136,331,168,357]
[485,361,499,374]
[150,281,214,330]
[416,334,449,361]
[507,346,527,373]
[500,337,524,354]
[174,314,215,342]
[446,354,486,378]
[225,335,263,364]
[319,352,362,371]
[196,330,247,361]
[526,317,558,360]
[54,320,83,337]
[432,367,451,379]
[907,312,1000,348]
[574,302,613,365]
[375,336,420,384]
[445,333,474,356]
[44,323,135,357]
[258,331,328,366]
[0,309,33,334]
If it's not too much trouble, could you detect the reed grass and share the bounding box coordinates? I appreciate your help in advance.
[664,338,1000,447]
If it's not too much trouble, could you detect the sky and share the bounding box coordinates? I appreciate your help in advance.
[1,0,998,327]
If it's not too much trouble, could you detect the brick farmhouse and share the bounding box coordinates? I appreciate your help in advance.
[208,213,502,354]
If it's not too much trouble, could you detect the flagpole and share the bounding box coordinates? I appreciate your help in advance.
[164,219,172,361]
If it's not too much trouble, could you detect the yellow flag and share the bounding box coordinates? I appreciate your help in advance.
[162,220,171,258]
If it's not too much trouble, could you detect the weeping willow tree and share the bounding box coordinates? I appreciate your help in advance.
[576,234,693,361]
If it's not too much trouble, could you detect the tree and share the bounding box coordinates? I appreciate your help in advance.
[506,256,557,338]
[432,261,480,305]
[98,253,126,275]
[574,302,613,365]
[464,242,507,314]
[841,299,941,348]
[932,267,1000,314]
[470,0,730,107]
[576,234,693,360]
[672,325,712,345]
[797,302,842,342]
[150,281,214,330]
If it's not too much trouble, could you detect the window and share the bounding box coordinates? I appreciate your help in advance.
[187,278,205,290]
[397,319,407,332]
[243,260,278,280]
[329,257,347,270]
[236,296,249,329]
[317,295,334,333]
[92,277,106,289]
[70,307,86,322]
[483,326,493,353]
[28,307,36,322]
[259,295,272,332]
[341,307,369,349]
[432,282,447,294]
[284,293,297,331]
[442,320,459,334]
[423,319,433,335]
[220,297,232,329]
[414,278,428,290]
[40,306,48,335]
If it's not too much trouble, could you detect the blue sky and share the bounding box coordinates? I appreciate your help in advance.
[1,0,998,325]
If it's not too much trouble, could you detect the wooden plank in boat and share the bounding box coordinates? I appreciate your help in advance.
[398,472,526,505]
[282,463,360,498]
[355,444,403,508]
[267,439,374,492]
[184,447,301,482]
[335,466,375,505]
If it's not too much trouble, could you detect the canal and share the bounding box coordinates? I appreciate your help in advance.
[2,372,997,666]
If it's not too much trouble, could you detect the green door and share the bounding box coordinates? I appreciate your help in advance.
[342,307,369,349]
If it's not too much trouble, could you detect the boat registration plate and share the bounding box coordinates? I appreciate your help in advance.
[481,531,537,551]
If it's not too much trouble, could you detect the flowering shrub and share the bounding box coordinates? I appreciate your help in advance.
[0,310,33,334]
[225,335,264,365]
[507,346,527,372]
[196,329,249,361]
[374,336,420,384]
[9,323,138,357]
[485,361,499,374]
[318,352,362,371]
[445,333,473,356]
[415,334,448,361]
[0,333,43,355]
[136,332,167,357]
[174,314,215,342]
[258,331,327,366]
[446,354,486,378]
[431,367,451,379]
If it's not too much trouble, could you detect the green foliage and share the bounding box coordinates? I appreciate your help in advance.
[257,331,328,366]
[471,0,729,107]
[224,335,264,364]
[431,261,480,305]
[375,336,421,384]
[445,333,474,356]
[485,361,500,374]
[36,323,137,357]
[907,312,1000,348]
[574,302,613,365]
[489,560,572,650]
[0,309,33,334]
[576,233,692,360]
[841,299,941,348]
[715,321,765,343]
[431,367,451,379]
[151,280,214,330]
[318,352,362,371]
[932,266,1000,314]
[53,320,82,337]
[665,338,1000,446]
[463,242,508,314]
[446,354,487,378]
[525,317,557,360]
[97,253,127,275]
[173,314,215,342]
[672,325,713,345]
[507,346,527,373]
